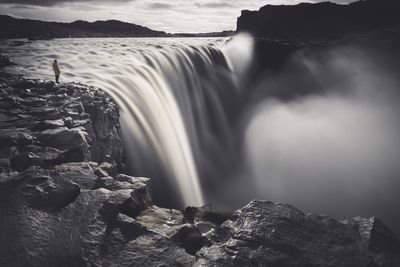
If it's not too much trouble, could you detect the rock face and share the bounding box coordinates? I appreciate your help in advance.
[0,73,197,266]
[237,0,400,40]
[196,200,400,267]
[1,71,400,266]
[0,72,123,172]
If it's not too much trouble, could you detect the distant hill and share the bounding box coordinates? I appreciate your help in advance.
[237,0,400,40]
[0,15,168,39]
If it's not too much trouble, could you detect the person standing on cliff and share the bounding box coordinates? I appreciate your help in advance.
[52,59,61,83]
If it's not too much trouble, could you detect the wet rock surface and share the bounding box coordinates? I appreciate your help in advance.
[1,71,400,266]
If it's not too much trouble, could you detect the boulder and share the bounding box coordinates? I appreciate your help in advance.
[0,166,80,212]
[35,127,89,151]
[0,129,35,147]
[30,119,65,131]
[54,162,98,190]
[93,161,118,177]
[0,186,140,267]
[103,220,196,267]
[10,152,41,171]
[196,200,400,267]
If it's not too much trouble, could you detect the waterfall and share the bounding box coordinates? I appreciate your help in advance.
[91,38,252,207]
[2,35,400,235]
[1,36,254,208]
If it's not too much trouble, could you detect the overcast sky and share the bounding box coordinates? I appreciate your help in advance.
[0,0,357,33]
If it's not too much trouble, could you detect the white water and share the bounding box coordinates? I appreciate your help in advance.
[3,38,400,235]
[0,37,253,207]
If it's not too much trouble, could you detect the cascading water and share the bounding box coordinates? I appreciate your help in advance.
[97,44,239,207]
[0,36,254,208]
[94,38,255,207]
[2,36,400,234]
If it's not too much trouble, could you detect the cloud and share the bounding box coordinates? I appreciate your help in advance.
[195,1,235,8]
[0,0,359,32]
[0,0,133,7]
[148,2,174,9]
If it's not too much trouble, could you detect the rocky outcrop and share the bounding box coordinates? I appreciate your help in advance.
[0,72,199,266]
[196,200,400,266]
[1,71,400,266]
[237,0,400,40]
[0,72,123,172]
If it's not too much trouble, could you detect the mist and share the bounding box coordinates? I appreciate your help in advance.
[241,45,400,234]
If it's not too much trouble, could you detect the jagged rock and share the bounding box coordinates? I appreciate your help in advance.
[136,206,188,238]
[35,127,89,152]
[0,185,144,267]
[98,161,118,177]
[0,129,35,147]
[0,74,123,170]
[30,119,65,131]
[0,165,196,267]
[172,225,207,255]
[2,69,400,267]
[0,158,10,172]
[56,144,87,163]
[54,162,98,190]
[94,166,109,177]
[96,176,131,190]
[183,206,232,236]
[93,161,118,178]
[10,152,41,171]
[80,90,123,164]
[96,175,152,204]
[0,166,80,212]
[103,226,196,267]
[63,116,74,128]
[196,200,400,267]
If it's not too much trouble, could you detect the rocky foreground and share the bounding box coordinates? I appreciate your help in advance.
[0,71,400,267]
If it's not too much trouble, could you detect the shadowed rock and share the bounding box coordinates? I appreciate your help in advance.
[237,0,400,40]
[196,200,400,267]
[1,64,400,266]
[0,73,123,172]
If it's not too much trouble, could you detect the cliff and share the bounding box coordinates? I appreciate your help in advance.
[0,15,168,39]
[237,0,400,40]
[0,64,399,265]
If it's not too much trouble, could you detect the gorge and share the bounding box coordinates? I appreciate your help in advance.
[1,0,400,266]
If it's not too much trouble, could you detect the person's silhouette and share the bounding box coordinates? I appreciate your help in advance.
[52,59,61,83]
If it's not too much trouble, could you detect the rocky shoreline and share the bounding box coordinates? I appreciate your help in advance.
[1,68,400,266]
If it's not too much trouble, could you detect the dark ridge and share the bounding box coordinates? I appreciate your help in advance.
[237,0,400,40]
[0,15,168,39]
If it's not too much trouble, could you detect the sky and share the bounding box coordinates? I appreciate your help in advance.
[0,0,357,33]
